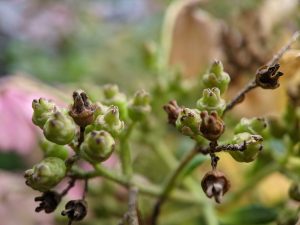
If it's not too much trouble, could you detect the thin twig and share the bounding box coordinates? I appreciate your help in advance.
[60,178,76,197]
[119,187,139,225]
[82,179,88,200]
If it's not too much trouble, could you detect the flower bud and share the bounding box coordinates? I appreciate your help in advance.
[61,200,87,222]
[255,63,283,89]
[94,102,109,118]
[289,182,300,201]
[32,98,56,128]
[234,117,267,135]
[175,108,201,137]
[163,100,181,125]
[43,111,76,145]
[196,88,226,115]
[34,191,61,213]
[94,106,125,137]
[102,84,128,120]
[40,138,69,160]
[128,90,151,120]
[200,111,225,141]
[229,132,263,163]
[80,130,115,163]
[24,157,66,192]
[69,90,96,127]
[203,60,231,94]
[201,170,230,203]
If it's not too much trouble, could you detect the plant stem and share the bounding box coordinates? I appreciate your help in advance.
[150,146,200,225]
[120,122,136,178]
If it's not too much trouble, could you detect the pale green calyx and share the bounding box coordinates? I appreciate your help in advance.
[95,105,125,137]
[43,111,76,145]
[229,132,263,163]
[203,60,230,94]
[32,98,56,128]
[234,117,267,135]
[175,108,201,137]
[40,138,69,160]
[196,88,226,115]
[24,157,66,192]
[94,102,109,118]
[102,84,128,120]
[128,90,151,120]
[80,130,115,163]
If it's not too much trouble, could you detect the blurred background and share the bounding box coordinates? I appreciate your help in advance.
[1,0,300,224]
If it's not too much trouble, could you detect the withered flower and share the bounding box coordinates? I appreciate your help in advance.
[201,170,230,203]
[255,63,283,89]
[163,100,181,125]
[69,90,96,127]
[34,191,61,213]
[200,111,225,141]
[62,200,88,223]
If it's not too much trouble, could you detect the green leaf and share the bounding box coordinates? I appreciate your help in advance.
[220,204,277,225]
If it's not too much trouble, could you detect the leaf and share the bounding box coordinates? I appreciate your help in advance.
[219,204,277,225]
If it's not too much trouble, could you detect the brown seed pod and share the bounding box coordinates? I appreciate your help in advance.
[200,111,225,141]
[255,63,283,89]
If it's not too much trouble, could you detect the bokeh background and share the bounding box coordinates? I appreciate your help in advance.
[1,0,300,224]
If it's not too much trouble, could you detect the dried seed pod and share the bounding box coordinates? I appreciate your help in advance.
[34,191,61,213]
[200,111,225,141]
[61,200,88,222]
[163,100,182,125]
[201,170,230,203]
[255,63,283,89]
[69,90,97,127]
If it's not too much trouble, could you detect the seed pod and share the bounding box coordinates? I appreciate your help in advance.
[34,191,61,213]
[200,111,225,141]
[61,200,88,222]
[69,90,97,127]
[201,170,230,203]
[163,100,181,125]
[32,98,56,128]
[175,108,201,137]
[289,182,300,201]
[94,106,125,137]
[43,111,76,145]
[24,157,66,192]
[255,63,283,89]
[196,88,226,116]
[202,60,231,94]
[40,138,69,160]
[80,130,115,163]
[102,84,128,120]
[234,117,267,135]
[229,132,263,163]
[128,90,151,121]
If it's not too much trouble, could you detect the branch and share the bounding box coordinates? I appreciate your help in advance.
[119,187,140,225]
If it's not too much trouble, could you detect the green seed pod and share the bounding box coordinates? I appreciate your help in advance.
[32,98,56,128]
[24,157,66,192]
[202,61,231,94]
[95,106,125,137]
[40,138,69,160]
[43,111,76,145]
[102,84,128,120]
[196,88,226,116]
[128,90,151,120]
[234,117,267,135]
[289,182,300,201]
[229,132,263,163]
[175,108,201,137]
[80,130,115,164]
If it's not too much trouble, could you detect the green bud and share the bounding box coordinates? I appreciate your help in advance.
[94,102,109,118]
[196,88,226,115]
[40,138,69,160]
[80,130,115,163]
[43,111,76,145]
[277,207,299,225]
[32,98,56,128]
[24,157,66,192]
[203,61,230,94]
[128,90,151,120]
[289,182,300,201]
[95,106,125,137]
[234,117,267,135]
[175,108,201,137]
[103,84,128,120]
[229,132,263,163]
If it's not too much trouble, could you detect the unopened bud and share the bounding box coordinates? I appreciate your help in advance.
[163,100,181,125]
[40,139,69,160]
[32,98,56,128]
[234,117,267,135]
[200,111,225,141]
[128,90,151,120]
[24,157,66,192]
[175,108,201,137]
